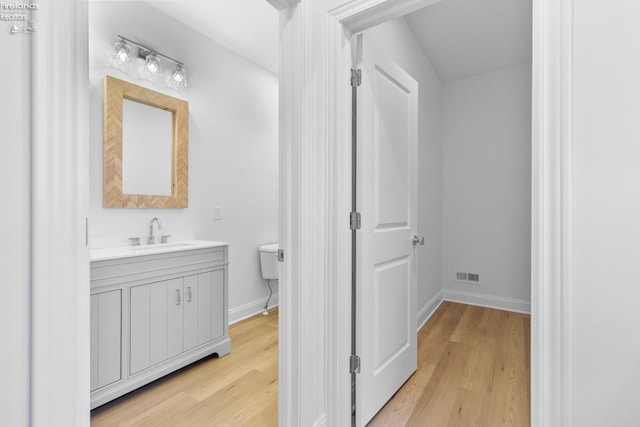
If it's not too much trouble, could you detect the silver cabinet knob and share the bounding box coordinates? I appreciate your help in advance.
[411,235,425,245]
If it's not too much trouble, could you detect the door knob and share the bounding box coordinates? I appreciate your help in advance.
[411,235,425,245]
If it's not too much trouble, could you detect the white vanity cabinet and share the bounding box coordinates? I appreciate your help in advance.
[90,242,230,409]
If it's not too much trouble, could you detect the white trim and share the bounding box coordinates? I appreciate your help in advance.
[325,12,355,427]
[266,0,300,12]
[417,292,444,331]
[31,1,90,425]
[277,4,300,426]
[442,289,531,315]
[228,295,280,324]
[329,0,443,35]
[531,0,573,425]
[296,2,330,424]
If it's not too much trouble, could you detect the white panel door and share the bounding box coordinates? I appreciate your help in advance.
[356,36,419,426]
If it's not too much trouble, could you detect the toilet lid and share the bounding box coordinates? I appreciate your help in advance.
[258,243,279,253]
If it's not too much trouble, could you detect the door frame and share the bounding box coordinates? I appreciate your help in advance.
[31,1,91,425]
[269,0,574,425]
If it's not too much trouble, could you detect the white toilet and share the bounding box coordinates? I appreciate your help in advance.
[258,243,279,315]
[258,243,279,280]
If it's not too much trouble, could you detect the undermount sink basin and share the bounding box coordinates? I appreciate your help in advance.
[90,240,227,262]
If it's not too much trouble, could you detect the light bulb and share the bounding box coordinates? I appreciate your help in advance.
[112,40,132,70]
[145,53,161,74]
[169,64,188,89]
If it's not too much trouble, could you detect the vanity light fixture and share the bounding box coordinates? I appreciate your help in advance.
[112,35,188,89]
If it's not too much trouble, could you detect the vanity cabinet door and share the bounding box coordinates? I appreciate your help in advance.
[183,270,225,349]
[166,278,184,359]
[90,289,122,391]
[130,279,184,375]
[201,269,225,343]
[91,295,98,391]
[211,269,225,341]
[183,275,199,351]
[129,270,224,376]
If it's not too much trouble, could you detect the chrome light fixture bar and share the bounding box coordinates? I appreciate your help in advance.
[112,35,188,89]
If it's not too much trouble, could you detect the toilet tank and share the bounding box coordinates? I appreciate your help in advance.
[258,243,279,280]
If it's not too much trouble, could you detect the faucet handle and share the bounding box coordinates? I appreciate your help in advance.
[161,235,172,244]
[129,237,141,246]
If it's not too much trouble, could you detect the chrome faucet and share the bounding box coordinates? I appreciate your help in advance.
[148,217,163,244]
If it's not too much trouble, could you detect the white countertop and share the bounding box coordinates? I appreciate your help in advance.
[89,240,228,262]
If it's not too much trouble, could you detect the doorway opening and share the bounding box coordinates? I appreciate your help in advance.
[351,0,532,424]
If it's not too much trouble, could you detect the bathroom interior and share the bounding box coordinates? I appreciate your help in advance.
[88,0,531,424]
[88,0,281,421]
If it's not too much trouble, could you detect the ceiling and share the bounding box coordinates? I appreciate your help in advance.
[405,0,532,82]
[145,0,279,75]
[142,0,530,82]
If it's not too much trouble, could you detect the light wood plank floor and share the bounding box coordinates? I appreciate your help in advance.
[91,309,279,427]
[368,301,531,426]
[91,302,530,427]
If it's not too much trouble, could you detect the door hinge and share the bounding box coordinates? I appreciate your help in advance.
[349,212,361,230]
[351,69,362,88]
[277,248,285,262]
[350,354,361,374]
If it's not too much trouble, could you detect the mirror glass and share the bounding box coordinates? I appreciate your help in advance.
[122,99,173,196]
[103,76,188,208]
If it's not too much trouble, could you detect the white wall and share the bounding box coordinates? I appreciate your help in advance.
[442,64,532,310]
[0,24,31,427]
[571,1,640,424]
[364,17,444,324]
[89,1,279,321]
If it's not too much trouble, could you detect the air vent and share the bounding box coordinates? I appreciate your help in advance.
[455,271,480,284]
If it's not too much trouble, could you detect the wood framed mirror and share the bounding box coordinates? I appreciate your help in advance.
[103,75,188,208]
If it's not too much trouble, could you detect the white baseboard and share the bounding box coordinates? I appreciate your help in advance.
[417,291,444,331]
[236,289,527,329]
[229,294,279,324]
[442,288,531,314]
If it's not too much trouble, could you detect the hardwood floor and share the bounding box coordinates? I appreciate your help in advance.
[368,301,531,426]
[91,302,530,427]
[90,309,279,427]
